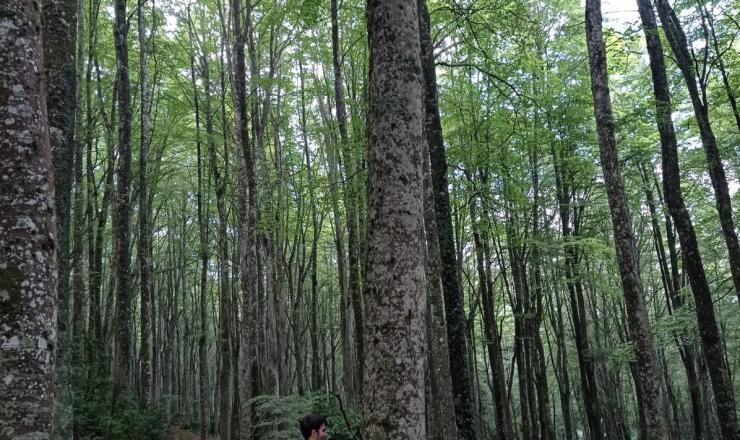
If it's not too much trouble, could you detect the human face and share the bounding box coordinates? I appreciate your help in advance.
[313,423,327,440]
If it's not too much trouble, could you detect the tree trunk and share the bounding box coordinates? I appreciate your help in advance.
[422,125,460,440]
[468,196,515,440]
[418,1,478,437]
[138,0,153,408]
[332,0,363,401]
[585,1,669,437]
[363,0,427,436]
[637,0,739,438]
[654,0,740,306]
[0,2,57,437]
[112,0,134,410]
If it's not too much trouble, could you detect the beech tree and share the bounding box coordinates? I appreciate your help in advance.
[363,0,427,437]
[0,1,58,438]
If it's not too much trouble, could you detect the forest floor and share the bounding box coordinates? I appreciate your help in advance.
[169,426,211,440]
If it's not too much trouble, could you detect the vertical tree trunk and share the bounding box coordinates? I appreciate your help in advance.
[298,60,323,393]
[0,2,57,437]
[585,1,669,437]
[112,0,134,410]
[468,196,514,440]
[233,0,260,437]
[185,7,209,437]
[331,0,363,401]
[422,128,460,440]
[138,0,153,408]
[418,1,478,437]
[637,1,739,438]
[654,0,740,306]
[363,0,427,436]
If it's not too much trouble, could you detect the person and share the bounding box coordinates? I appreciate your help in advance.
[299,414,328,440]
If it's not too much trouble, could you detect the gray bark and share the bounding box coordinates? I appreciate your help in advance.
[363,0,427,437]
[0,1,58,438]
[585,1,669,437]
[638,0,738,438]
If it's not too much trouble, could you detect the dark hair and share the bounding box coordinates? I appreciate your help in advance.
[298,414,327,439]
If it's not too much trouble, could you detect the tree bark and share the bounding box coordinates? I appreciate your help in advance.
[332,0,363,400]
[418,1,478,437]
[637,0,739,438]
[585,0,669,437]
[0,2,58,437]
[363,0,427,436]
[654,0,740,306]
[138,0,153,408]
[112,0,134,410]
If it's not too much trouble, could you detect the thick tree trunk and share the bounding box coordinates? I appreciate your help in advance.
[585,1,669,437]
[418,1,478,437]
[112,0,134,410]
[637,1,739,438]
[0,2,57,437]
[363,0,427,436]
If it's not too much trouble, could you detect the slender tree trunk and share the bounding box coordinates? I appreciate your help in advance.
[0,2,57,437]
[654,0,740,306]
[331,0,363,401]
[363,0,427,436]
[233,0,260,437]
[138,0,153,408]
[637,1,738,438]
[418,1,478,437]
[468,196,514,440]
[185,8,209,437]
[585,1,669,437]
[422,128,460,440]
[112,0,134,410]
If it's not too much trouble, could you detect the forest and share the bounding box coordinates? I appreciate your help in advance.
[1,0,740,438]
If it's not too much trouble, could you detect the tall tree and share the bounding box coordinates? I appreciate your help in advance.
[363,0,427,437]
[138,0,154,408]
[636,0,739,438]
[331,0,363,400]
[654,0,740,305]
[112,0,134,410]
[0,1,58,438]
[418,1,478,437]
[585,0,669,437]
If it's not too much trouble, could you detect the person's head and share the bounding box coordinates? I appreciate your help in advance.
[299,414,328,440]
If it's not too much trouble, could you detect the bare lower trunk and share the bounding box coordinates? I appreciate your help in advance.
[0,2,58,437]
[585,1,669,437]
[638,0,738,437]
[363,0,427,437]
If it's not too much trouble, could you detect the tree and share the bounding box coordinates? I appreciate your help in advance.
[585,0,669,437]
[112,0,134,411]
[636,0,739,438]
[363,0,427,437]
[0,1,58,438]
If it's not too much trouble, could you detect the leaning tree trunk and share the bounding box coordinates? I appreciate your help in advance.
[0,2,58,438]
[418,1,478,437]
[363,0,427,437]
[112,0,134,411]
[585,1,669,437]
[654,0,740,306]
[637,1,739,438]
